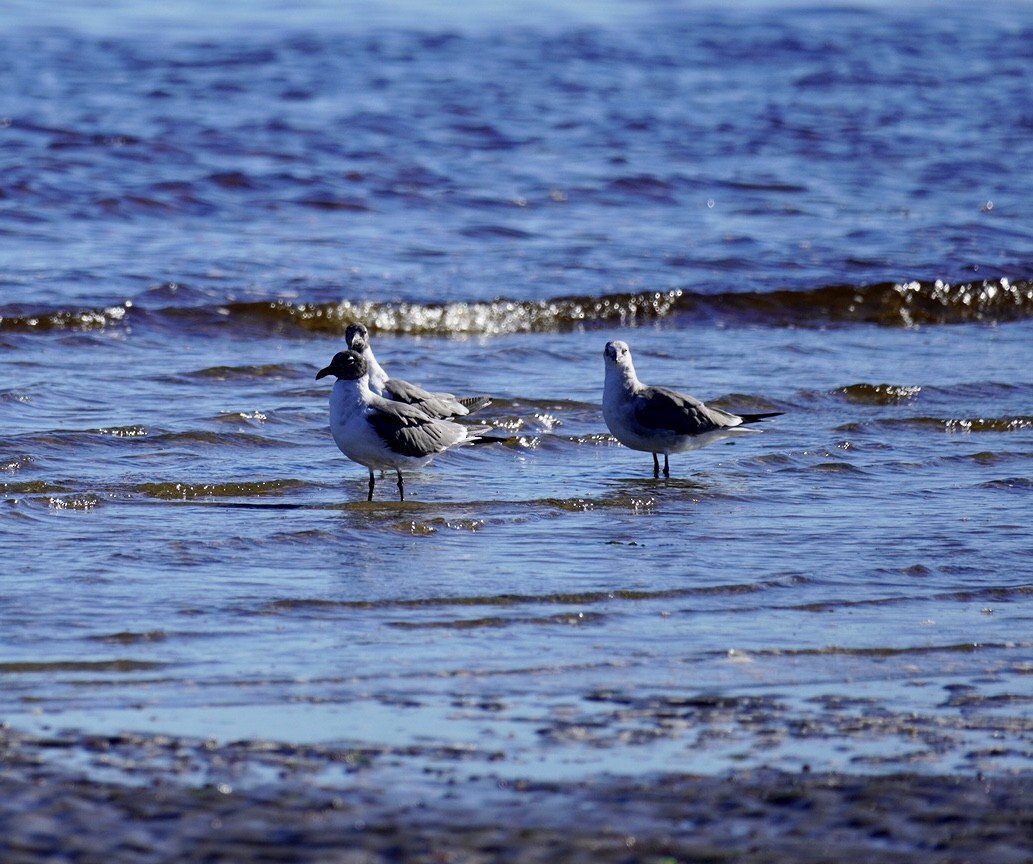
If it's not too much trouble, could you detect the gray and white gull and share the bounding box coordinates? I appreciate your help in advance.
[344,322,490,420]
[316,349,484,501]
[602,340,782,477]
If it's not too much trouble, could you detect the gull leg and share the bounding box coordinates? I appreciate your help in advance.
[367,470,376,502]
[396,470,405,501]
[652,453,660,478]
[663,454,670,478]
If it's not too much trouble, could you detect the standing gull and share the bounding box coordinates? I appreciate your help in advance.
[602,340,782,477]
[345,322,490,419]
[316,349,483,501]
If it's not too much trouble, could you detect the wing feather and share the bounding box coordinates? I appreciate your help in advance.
[366,399,465,457]
[384,377,476,418]
[633,386,729,435]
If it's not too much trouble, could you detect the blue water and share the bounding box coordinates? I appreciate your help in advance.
[2,0,1032,783]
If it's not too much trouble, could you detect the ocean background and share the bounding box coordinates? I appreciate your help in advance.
[2,0,1032,785]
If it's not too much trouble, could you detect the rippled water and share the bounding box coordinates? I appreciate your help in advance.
[2,0,1032,782]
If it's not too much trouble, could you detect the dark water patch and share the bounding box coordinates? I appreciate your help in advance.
[264,578,804,616]
[296,194,371,212]
[262,529,343,545]
[810,462,866,475]
[147,430,296,448]
[689,279,1033,328]
[937,584,1033,604]
[388,611,606,630]
[488,397,598,412]
[607,174,679,201]
[940,417,1033,433]
[835,383,923,405]
[0,389,32,404]
[460,224,536,239]
[897,564,934,578]
[467,432,541,449]
[0,480,74,494]
[770,582,1033,616]
[574,432,618,446]
[945,451,1027,465]
[95,425,148,438]
[134,281,215,305]
[534,691,794,748]
[184,500,375,512]
[717,178,810,195]
[297,491,675,514]
[133,479,309,499]
[87,631,169,645]
[208,170,259,190]
[184,363,299,381]
[584,691,767,711]
[1,429,151,453]
[96,194,181,216]
[37,494,103,511]
[941,688,1033,709]
[387,516,491,535]
[0,659,164,674]
[749,452,807,470]
[758,643,1014,659]
[213,410,273,425]
[836,416,1033,434]
[921,381,1033,402]
[538,496,614,512]
[979,477,1033,491]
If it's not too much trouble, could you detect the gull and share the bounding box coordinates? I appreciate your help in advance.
[316,350,484,501]
[344,322,490,419]
[602,340,782,477]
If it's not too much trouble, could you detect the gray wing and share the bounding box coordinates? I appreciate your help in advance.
[384,377,470,418]
[385,377,490,418]
[366,396,468,457]
[633,385,741,435]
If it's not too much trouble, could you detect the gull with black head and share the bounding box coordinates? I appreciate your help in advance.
[316,349,484,502]
[602,340,782,477]
[345,322,490,420]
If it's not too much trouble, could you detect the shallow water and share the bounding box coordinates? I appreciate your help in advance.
[2,0,1032,784]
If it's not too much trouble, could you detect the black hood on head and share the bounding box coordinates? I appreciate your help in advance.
[316,350,367,381]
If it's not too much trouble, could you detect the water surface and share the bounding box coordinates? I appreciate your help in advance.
[2,0,1032,783]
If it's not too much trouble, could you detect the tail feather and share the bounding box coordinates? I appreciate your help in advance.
[739,411,783,425]
[458,395,492,414]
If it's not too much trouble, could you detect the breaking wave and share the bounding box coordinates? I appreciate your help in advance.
[2,278,1031,336]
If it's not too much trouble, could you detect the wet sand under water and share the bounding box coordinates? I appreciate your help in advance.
[2,726,1031,863]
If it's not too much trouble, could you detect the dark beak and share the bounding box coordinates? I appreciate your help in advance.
[315,366,332,380]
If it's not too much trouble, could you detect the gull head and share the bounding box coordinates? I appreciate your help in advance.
[316,349,367,381]
[604,340,638,386]
[344,322,370,353]
[604,340,633,369]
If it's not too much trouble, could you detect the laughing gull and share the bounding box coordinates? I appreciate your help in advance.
[316,350,484,501]
[602,340,782,477]
[344,323,490,419]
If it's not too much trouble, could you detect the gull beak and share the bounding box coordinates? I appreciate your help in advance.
[315,365,332,380]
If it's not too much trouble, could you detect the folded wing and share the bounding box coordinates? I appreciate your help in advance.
[633,386,729,436]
